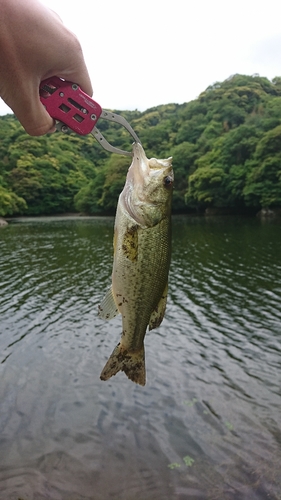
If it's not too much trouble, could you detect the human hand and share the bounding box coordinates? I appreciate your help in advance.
[0,0,93,136]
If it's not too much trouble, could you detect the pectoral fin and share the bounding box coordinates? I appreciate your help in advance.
[149,282,168,330]
[98,286,120,320]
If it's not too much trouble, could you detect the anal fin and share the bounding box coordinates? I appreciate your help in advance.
[149,282,168,330]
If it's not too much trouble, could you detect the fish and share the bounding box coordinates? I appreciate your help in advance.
[99,142,173,386]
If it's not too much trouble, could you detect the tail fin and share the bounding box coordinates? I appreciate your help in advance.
[100,343,146,386]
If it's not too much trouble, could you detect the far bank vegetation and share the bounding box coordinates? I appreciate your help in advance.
[1,74,281,217]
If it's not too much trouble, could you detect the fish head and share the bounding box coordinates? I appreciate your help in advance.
[122,143,174,227]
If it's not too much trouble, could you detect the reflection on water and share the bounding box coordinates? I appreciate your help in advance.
[0,216,280,500]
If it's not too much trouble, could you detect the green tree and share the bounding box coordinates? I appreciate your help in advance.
[187,166,227,208]
[243,125,281,207]
[0,185,27,216]
[74,172,106,214]
[1,73,281,215]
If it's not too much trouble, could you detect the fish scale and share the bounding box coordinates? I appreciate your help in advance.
[114,219,171,350]
[99,143,173,386]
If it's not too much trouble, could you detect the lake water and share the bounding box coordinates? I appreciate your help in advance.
[0,215,280,500]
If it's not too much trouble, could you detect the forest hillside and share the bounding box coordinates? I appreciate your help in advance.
[1,74,281,216]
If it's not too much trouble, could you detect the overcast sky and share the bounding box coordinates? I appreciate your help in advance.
[0,0,280,117]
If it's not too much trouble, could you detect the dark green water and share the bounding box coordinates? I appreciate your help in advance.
[0,215,280,500]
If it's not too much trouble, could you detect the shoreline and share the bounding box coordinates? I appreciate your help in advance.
[2,207,281,225]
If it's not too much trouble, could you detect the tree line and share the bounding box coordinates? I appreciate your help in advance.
[1,73,281,217]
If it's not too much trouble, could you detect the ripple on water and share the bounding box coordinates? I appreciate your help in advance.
[0,216,281,499]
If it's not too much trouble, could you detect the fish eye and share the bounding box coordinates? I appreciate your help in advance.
[164,176,173,188]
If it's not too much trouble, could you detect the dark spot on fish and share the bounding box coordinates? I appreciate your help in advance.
[122,226,138,262]
[123,360,144,383]
[149,318,159,329]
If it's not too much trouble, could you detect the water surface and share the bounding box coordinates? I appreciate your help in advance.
[0,215,280,500]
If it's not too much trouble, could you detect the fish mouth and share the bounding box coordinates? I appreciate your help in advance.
[122,142,173,226]
[132,142,172,174]
[127,142,149,186]
[132,142,146,163]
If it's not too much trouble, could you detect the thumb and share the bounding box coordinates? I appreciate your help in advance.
[56,57,93,97]
[69,68,93,97]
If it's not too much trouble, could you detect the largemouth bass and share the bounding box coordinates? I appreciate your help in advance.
[99,143,173,386]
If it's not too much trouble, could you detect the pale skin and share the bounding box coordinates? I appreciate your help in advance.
[0,0,92,136]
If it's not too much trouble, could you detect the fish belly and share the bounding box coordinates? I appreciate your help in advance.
[100,209,171,385]
[114,212,170,348]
